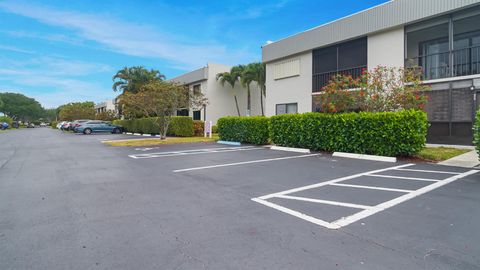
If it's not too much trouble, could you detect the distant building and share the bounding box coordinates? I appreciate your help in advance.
[170,63,262,124]
[94,99,116,114]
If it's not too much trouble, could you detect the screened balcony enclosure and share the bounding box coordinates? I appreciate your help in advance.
[405,11,480,81]
[312,37,367,92]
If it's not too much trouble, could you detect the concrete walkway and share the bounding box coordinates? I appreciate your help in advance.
[438,149,480,168]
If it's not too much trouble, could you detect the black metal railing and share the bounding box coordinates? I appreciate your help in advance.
[405,45,480,80]
[312,66,366,92]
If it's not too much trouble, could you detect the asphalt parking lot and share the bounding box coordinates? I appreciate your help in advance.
[1,128,479,270]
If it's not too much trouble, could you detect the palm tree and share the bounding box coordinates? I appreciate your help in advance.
[216,68,243,116]
[112,66,166,94]
[243,63,266,116]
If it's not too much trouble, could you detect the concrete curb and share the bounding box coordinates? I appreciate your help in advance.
[217,141,241,146]
[270,146,311,153]
[332,152,397,163]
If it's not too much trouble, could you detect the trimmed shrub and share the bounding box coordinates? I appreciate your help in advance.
[270,109,428,157]
[51,121,58,128]
[217,116,270,145]
[168,116,194,137]
[193,120,204,136]
[114,116,194,137]
[474,109,480,160]
[212,125,218,134]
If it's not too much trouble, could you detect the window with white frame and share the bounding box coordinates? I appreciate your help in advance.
[276,103,298,115]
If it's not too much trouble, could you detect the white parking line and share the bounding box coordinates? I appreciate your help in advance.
[329,183,413,193]
[393,168,460,175]
[331,170,479,228]
[276,195,373,210]
[129,146,260,159]
[251,198,341,229]
[173,154,320,172]
[258,164,415,200]
[368,174,440,182]
[252,164,478,230]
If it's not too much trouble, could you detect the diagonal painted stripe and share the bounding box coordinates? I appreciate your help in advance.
[368,174,440,182]
[331,170,479,228]
[394,168,461,175]
[251,198,340,229]
[275,195,373,209]
[329,183,413,193]
[258,164,415,200]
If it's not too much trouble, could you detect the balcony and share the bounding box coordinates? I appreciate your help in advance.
[405,45,480,81]
[312,66,366,92]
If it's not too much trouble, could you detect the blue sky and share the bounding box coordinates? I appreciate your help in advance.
[0,0,387,108]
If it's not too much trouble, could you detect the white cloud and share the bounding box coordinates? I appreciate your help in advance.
[0,44,35,54]
[0,56,114,107]
[0,1,257,70]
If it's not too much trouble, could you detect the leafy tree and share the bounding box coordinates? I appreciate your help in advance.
[95,110,118,121]
[43,108,58,122]
[216,71,241,116]
[58,101,95,121]
[242,63,266,116]
[0,92,44,121]
[316,66,429,113]
[121,81,207,139]
[112,66,166,94]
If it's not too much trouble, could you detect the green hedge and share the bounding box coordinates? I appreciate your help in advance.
[113,116,194,137]
[217,116,270,145]
[270,109,428,157]
[51,121,58,129]
[474,109,480,160]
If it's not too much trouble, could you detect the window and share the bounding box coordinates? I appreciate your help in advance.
[312,37,367,92]
[177,109,189,116]
[276,103,298,115]
[193,84,201,95]
[193,110,201,120]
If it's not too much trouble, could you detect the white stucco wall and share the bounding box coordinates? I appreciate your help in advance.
[265,52,312,116]
[186,63,262,125]
[367,27,405,70]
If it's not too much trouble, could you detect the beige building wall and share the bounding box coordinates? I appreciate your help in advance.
[367,27,405,70]
[265,51,313,116]
[179,63,262,125]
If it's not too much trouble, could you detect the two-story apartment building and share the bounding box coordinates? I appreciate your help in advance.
[94,99,117,114]
[263,0,480,144]
[170,63,262,124]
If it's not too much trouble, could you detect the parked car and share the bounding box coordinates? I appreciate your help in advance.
[75,121,123,134]
[70,119,91,131]
[40,122,47,127]
[12,121,19,129]
[1,122,9,130]
[27,123,35,128]
[56,121,66,129]
[61,122,71,131]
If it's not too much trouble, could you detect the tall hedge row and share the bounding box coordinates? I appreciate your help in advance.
[270,109,428,157]
[474,109,480,160]
[217,116,270,145]
[113,116,194,137]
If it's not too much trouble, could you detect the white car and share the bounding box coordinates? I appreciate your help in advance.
[56,121,66,129]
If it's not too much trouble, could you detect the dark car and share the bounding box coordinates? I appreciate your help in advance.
[74,121,123,135]
[12,121,19,128]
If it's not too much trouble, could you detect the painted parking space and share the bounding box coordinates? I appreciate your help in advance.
[252,163,479,230]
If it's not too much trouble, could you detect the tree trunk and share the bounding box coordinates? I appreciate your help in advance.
[247,85,251,116]
[260,89,264,116]
[234,95,241,116]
